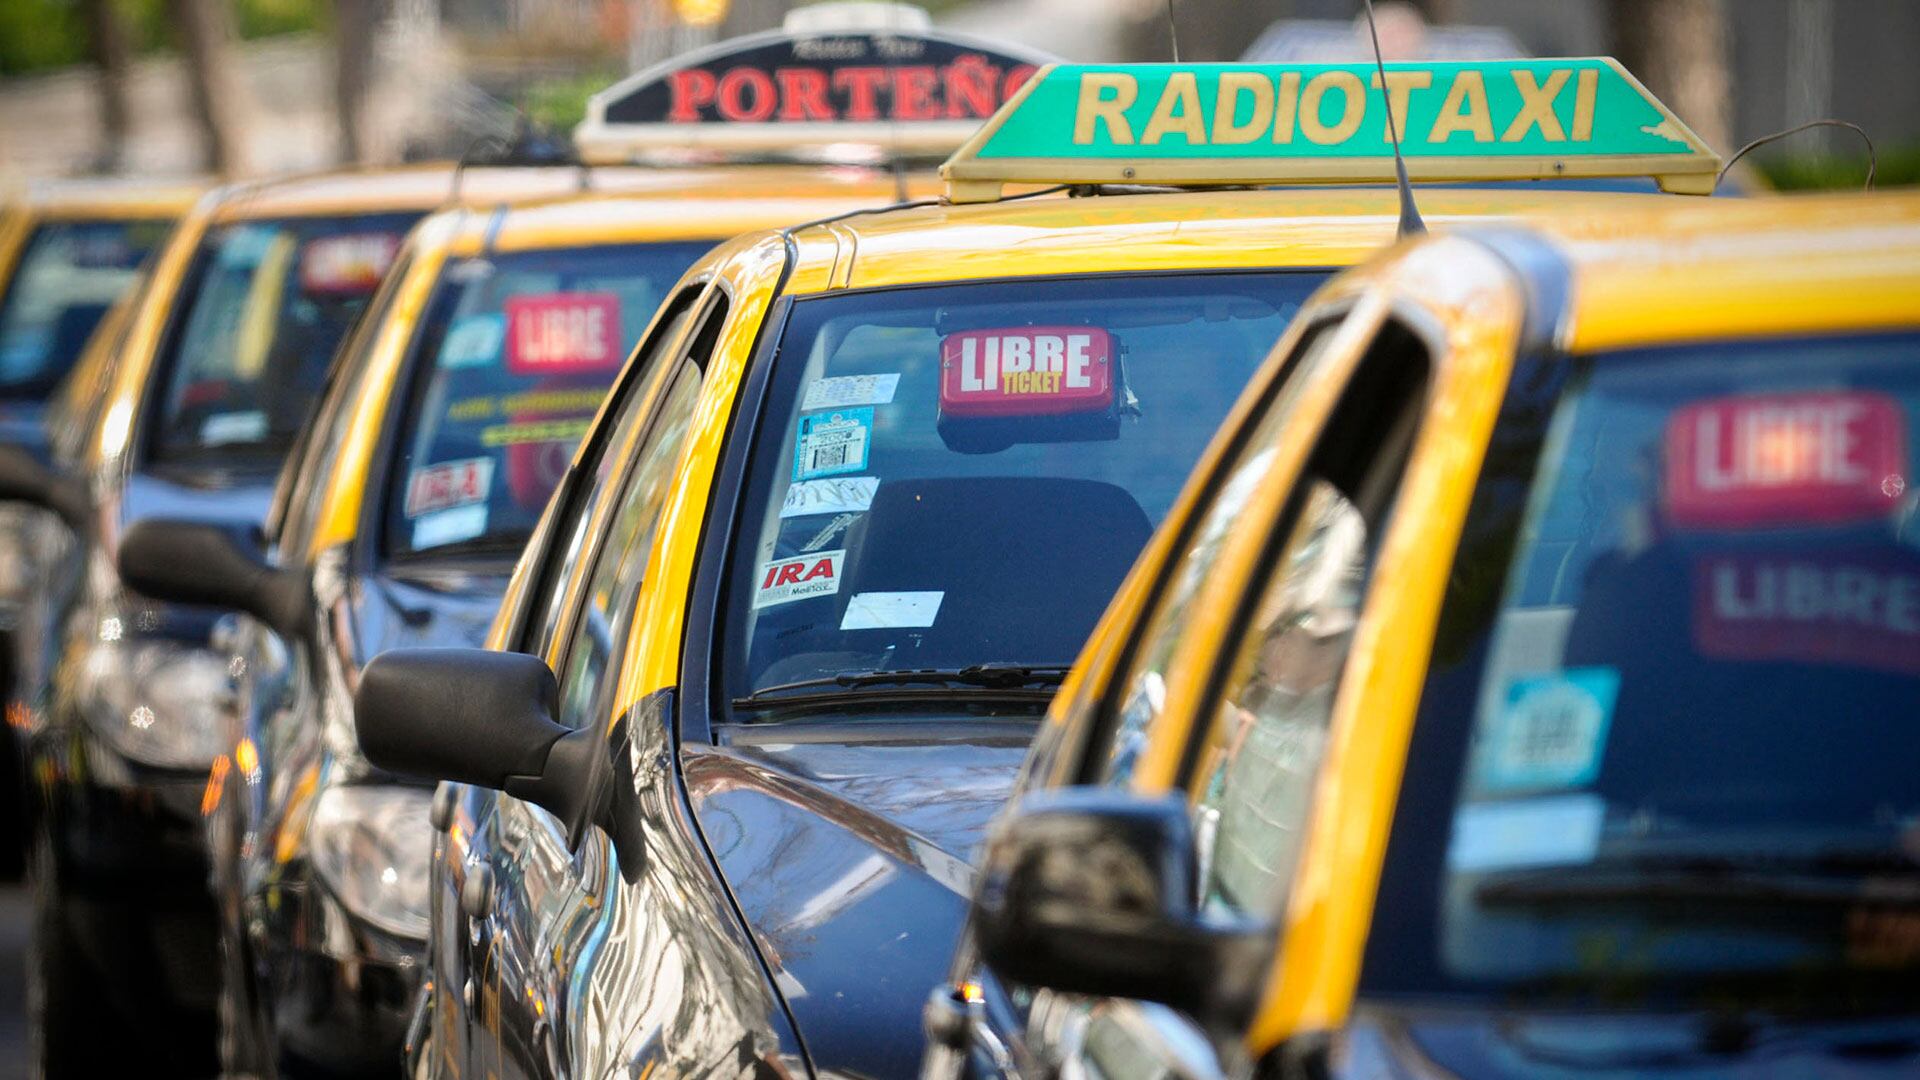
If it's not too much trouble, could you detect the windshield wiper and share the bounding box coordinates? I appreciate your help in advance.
[731,664,1070,712]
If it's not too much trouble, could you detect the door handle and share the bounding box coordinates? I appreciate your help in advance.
[462,862,495,920]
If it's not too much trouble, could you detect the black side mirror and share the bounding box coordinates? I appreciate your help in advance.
[973,788,1273,1028]
[116,518,312,640]
[356,648,606,844]
[0,444,91,533]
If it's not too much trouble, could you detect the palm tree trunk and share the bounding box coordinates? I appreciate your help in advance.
[1606,0,1733,151]
[334,0,378,164]
[80,0,133,172]
[166,0,253,176]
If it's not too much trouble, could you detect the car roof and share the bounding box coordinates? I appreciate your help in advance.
[8,176,208,220]
[432,165,929,256]
[1528,188,1920,352]
[778,186,1688,294]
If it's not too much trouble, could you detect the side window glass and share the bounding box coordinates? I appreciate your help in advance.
[553,359,704,731]
[1186,319,1431,918]
[1097,322,1346,785]
[524,289,702,661]
[274,251,413,553]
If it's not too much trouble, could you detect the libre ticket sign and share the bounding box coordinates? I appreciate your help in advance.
[504,293,623,377]
[1663,390,1908,530]
[939,326,1114,417]
[941,58,1721,200]
[299,233,401,296]
[575,25,1052,161]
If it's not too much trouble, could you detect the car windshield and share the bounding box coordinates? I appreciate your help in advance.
[720,271,1327,708]
[382,241,710,560]
[0,218,170,399]
[148,212,419,464]
[1365,331,1920,1011]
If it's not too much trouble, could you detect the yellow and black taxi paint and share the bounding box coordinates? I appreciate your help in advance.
[0,176,205,296]
[482,54,1721,732]
[1022,188,1920,1058]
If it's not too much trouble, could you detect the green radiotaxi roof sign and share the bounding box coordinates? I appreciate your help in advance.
[942,58,1720,202]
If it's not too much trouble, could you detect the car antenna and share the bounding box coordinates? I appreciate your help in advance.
[1361,0,1425,236]
[1165,0,1180,61]
[1716,118,1876,193]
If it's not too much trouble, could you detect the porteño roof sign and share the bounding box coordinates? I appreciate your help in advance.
[574,13,1054,163]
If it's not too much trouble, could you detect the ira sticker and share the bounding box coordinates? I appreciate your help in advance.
[504,292,623,376]
[792,408,872,481]
[441,314,505,369]
[1446,792,1605,873]
[781,476,879,519]
[411,504,489,550]
[754,549,844,609]
[1664,390,1908,530]
[200,410,268,446]
[406,457,495,518]
[802,373,900,411]
[1479,668,1619,792]
[840,591,943,630]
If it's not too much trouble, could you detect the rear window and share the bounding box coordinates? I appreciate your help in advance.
[381,241,709,561]
[148,213,420,465]
[721,271,1328,706]
[1368,331,1920,1009]
[0,218,170,399]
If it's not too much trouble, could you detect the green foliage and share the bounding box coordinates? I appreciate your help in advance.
[520,70,624,133]
[1756,142,1920,191]
[0,0,323,77]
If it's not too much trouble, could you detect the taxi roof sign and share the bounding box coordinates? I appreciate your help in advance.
[573,15,1051,164]
[941,58,1721,202]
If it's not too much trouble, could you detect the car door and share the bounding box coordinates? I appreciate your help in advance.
[1010,312,1439,1080]
[448,284,706,1079]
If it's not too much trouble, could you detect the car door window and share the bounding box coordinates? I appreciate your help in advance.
[522,288,703,662]
[1184,319,1432,917]
[1094,321,1348,787]
[551,298,725,730]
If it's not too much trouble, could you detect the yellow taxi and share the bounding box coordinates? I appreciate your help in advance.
[3,161,713,1077]
[113,170,950,1078]
[952,190,1920,1078]
[349,57,1724,1080]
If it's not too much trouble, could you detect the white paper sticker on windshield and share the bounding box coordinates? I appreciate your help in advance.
[441,313,505,369]
[781,476,878,519]
[840,591,943,630]
[411,504,489,550]
[1480,667,1618,792]
[1446,792,1604,873]
[200,410,268,446]
[754,549,844,609]
[793,408,872,481]
[802,373,899,411]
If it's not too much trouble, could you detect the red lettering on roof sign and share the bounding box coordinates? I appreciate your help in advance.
[1664,391,1907,530]
[668,69,718,122]
[777,67,834,121]
[299,233,400,296]
[717,67,777,123]
[1693,551,1920,676]
[504,293,623,377]
[940,326,1115,418]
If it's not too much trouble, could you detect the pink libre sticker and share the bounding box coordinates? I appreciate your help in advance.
[939,326,1114,418]
[1664,390,1908,530]
[504,293,623,377]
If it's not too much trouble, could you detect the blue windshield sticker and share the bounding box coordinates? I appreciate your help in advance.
[441,313,505,369]
[1480,667,1620,792]
[411,504,489,550]
[1447,792,1605,873]
[793,408,873,481]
